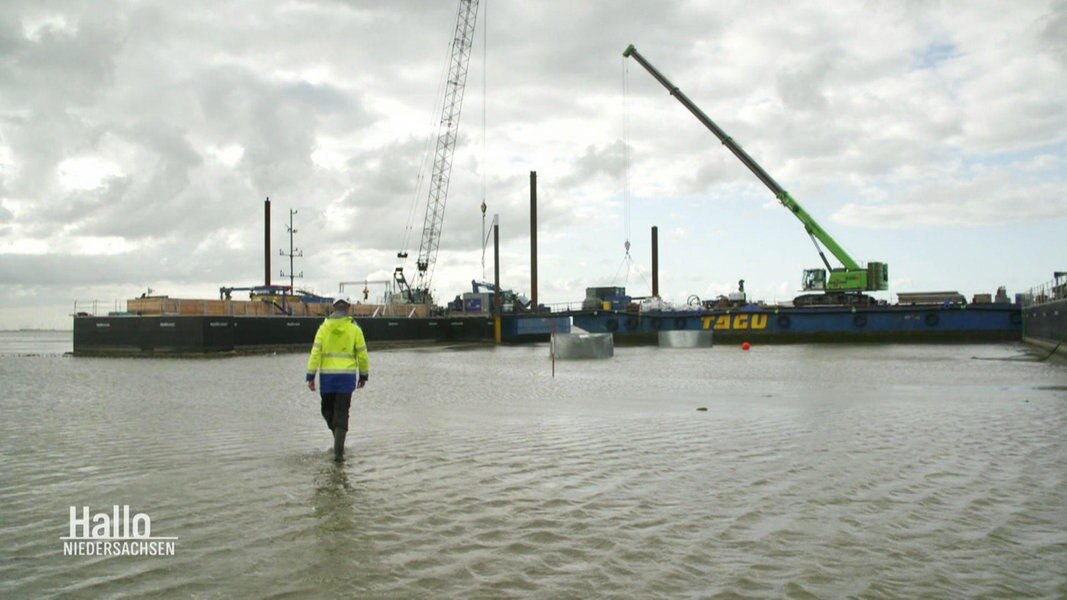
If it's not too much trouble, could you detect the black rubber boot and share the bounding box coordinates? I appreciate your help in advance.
[333,428,347,462]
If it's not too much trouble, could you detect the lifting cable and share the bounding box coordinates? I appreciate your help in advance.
[622,56,632,259]
[399,18,454,259]
[611,58,651,296]
[481,0,489,279]
[611,250,653,294]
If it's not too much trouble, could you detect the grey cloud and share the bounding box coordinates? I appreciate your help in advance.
[1041,0,1067,67]
[775,54,836,112]
[834,173,1066,229]
[0,6,124,110]
[558,141,626,189]
[0,240,263,287]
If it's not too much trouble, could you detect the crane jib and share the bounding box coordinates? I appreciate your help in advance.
[626,45,786,197]
[399,0,480,304]
[623,44,886,290]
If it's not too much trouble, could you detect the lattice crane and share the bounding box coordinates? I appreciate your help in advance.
[395,0,480,305]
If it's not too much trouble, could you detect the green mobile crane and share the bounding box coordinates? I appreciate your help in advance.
[623,45,888,305]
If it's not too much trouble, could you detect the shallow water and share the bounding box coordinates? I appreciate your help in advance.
[1,334,1065,598]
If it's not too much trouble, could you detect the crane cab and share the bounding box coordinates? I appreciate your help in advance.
[803,263,888,293]
[802,269,827,291]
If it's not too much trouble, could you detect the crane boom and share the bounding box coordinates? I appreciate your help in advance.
[623,44,887,293]
[403,0,480,303]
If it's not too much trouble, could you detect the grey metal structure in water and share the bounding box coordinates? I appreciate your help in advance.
[658,330,713,348]
[552,332,614,359]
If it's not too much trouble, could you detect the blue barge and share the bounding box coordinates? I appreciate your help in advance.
[573,304,1021,344]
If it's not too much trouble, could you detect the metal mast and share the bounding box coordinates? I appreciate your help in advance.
[279,208,302,291]
[406,0,480,303]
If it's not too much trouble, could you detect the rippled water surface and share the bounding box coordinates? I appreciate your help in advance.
[2,333,1066,598]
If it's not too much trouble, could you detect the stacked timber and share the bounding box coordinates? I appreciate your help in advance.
[124,297,432,318]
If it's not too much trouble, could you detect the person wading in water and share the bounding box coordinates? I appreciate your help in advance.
[306,297,369,461]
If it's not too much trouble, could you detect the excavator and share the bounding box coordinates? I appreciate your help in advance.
[623,45,888,306]
[471,280,530,313]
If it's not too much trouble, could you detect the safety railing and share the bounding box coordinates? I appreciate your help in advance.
[1023,274,1067,307]
[537,302,586,313]
[72,299,126,317]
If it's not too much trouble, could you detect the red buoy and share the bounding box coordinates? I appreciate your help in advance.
[742,342,751,351]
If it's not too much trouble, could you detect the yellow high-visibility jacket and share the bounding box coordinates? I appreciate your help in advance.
[306,316,369,393]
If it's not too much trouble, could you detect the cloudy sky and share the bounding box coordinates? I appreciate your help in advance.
[1,0,1065,329]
